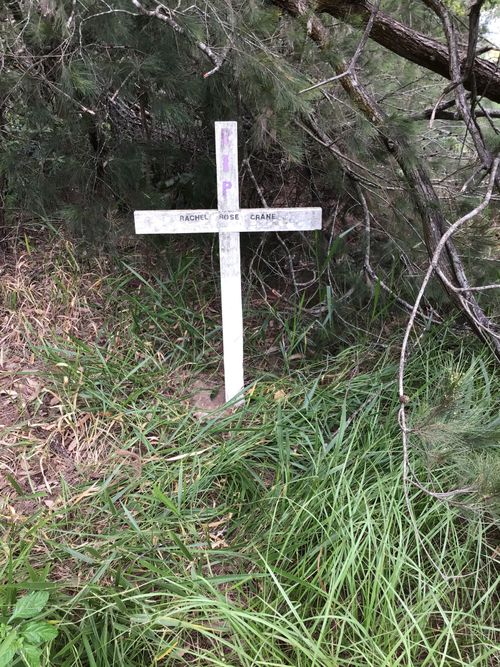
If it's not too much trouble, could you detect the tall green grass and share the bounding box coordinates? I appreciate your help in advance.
[1,257,498,666]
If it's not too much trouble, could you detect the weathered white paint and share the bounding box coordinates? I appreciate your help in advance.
[134,121,322,404]
[215,122,244,403]
[135,208,322,234]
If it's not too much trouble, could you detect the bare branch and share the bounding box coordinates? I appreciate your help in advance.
[299,0,381,94]
[242,158,268,208]
[399,157,500,396]
[82,9,141,22]
[464,0,487,83]
[66,0,77,29]
[397,158,499,526]
[409,480,476,500]
[411,107,500,121]
[446,282,500,292]
[130,0,227,77]
[420,0,494,172]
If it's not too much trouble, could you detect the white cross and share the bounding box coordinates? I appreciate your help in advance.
[134,121,321,403]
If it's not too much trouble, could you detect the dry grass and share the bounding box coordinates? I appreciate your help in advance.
[0,234,126,519]
[0,230,230,523]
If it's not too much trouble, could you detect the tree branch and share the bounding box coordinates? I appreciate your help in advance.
[272,0,500,358]
[300,0,381,94]
[288,0,500,104]
[420,0,493,171]
[398,158,499,502]
[130,0,227,77]
[464,0,487,83]
[411,107,500,121]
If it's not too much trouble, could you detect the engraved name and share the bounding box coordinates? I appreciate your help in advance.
[179,214,208,221]
[250,213,277,221]
[179,213,240,222]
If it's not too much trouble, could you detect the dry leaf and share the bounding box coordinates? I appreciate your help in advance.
[274,389,286,401]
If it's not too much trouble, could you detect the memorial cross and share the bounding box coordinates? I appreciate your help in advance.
[134,121,322,403]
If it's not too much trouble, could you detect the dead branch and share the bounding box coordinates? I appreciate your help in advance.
[130,0,227,77]
[300,0,381,94]
[398,158,499,500]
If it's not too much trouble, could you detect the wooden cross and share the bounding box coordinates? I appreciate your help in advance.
[135,121,322,403]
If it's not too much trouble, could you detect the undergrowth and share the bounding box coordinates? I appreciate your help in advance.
[0,231,498,666]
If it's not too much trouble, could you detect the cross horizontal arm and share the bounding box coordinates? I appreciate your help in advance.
[135,208,322,234]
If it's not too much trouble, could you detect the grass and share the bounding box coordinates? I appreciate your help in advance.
[0,230,499,666]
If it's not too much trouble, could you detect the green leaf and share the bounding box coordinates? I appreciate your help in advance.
[167,531,193,561]
[21,643,42,667]
[9,592,49,622]
[0,630,19,667]
[62,547,96,564]
[21,622,58,646]
[152,485,181,516]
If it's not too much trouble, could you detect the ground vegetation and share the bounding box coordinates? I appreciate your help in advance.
[0,1,499,664]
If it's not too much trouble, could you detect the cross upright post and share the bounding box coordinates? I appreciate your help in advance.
[215,122,244,402]
[134,121,322,404]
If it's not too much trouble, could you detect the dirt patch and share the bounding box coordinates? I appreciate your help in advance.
[0,395,19,428]
[186,377,244,421]
[0,231,237,521]
[189,378,225,417]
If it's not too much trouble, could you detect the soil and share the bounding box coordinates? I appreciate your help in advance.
[189,378,226,419]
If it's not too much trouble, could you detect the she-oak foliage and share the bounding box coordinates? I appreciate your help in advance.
[0,0,317,240]
[1,5,498,321]
[1,1,497,269]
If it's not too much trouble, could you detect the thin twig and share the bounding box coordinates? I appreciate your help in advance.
[242,158,268,207]
[357,183,442,323]
[299,0,381,94]
[398,157,499,503]
[429,83,458,128]
[444,282,500,292]
[130,0,227,77]
[66,0,77,29]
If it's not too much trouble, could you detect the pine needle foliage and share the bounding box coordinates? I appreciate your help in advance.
[0,0,320,242]
[412,354,500,519]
